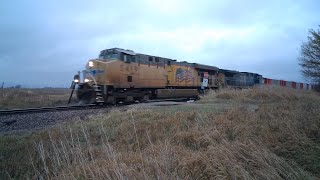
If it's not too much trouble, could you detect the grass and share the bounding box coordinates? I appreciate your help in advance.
[0,86,320,179]
[0,88,73,109]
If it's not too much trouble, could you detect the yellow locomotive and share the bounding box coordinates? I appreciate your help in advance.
[72,48,220,104]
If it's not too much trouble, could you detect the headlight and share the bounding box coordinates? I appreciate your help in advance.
[88,61,94,67]
[73,74,80,83]
[84,78,90,83]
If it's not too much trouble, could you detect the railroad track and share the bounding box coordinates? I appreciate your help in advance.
[0,98,193,116]
[0,104,104,115]
[0,98,193,133]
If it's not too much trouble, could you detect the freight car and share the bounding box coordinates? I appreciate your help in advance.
[71,48,313,104]
[263,78,312,90]
[71,48,221,104]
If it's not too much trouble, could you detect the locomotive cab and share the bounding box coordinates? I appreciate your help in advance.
[72,48,144,104]
[99,48,136,63]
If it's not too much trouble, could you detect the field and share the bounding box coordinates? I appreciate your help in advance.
[0,87,320,179]
[0,88,73,109]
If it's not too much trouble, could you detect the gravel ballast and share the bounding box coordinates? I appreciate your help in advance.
[0,108,111,135]
[0,101,187,135]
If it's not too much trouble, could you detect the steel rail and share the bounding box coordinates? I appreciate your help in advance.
[0,104,103,115]
[0,98,192,115]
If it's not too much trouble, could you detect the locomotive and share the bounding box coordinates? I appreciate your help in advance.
[71,48,312,104]
[72,48,221,104]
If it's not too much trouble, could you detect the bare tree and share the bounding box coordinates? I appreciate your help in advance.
[299,26,320,86]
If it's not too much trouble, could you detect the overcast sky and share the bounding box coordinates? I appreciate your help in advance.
[0,0,319,87]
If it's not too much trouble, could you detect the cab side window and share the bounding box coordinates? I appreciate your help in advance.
[120,53,136,63]
[130,56,136,62]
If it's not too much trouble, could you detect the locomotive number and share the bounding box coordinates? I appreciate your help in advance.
[120,64,138,74]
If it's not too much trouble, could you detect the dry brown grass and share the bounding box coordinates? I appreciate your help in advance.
[0,88,72,109]
[1,87,320,179]
[206,86,317,103]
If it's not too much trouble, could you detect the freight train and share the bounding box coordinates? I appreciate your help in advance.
[71,48,313,104]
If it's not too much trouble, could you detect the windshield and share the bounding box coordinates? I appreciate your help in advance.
[99,53,119,59]
[99,49,120,60]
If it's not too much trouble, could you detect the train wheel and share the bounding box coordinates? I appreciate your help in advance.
[141,95,149,102]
